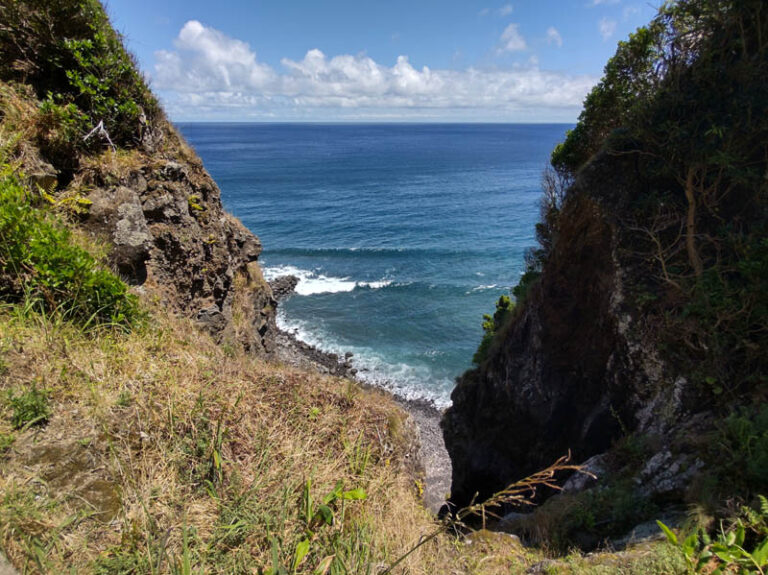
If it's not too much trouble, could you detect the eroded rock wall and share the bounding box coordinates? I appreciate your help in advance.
[442,155,701,508]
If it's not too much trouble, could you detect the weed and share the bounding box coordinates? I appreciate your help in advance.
[658,495,768,574]
[0,431,15,452]
[344,432,373,476]
[7,384,50,429]
[115,390,132,408]
[187,195,204,212]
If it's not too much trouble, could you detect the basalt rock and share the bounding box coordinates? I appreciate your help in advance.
[70,126,277,354]
[269,275,299,301]
[442,154,703,510]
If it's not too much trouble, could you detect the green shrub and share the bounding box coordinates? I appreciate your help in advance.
[511,270,540,305]
[0,0,160,155]
[0,432,15,452]
[0,170,140,328]
[658,495,768,574]
[472,295,514,365]
[7,385,50,429]
[713,406,768,497]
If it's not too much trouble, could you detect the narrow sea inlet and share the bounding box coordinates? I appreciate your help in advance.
[178,123,570,406]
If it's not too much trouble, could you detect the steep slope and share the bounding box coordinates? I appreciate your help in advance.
[443,0,767,535]
[0,0,276,352]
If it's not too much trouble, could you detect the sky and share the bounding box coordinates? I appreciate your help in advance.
[104,0,660,122]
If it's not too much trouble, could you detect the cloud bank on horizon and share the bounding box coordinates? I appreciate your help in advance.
[152,20,597,122]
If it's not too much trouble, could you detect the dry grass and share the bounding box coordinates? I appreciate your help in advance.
[0,301,689,574]
[0,83,47,169]
[0,299,541,574]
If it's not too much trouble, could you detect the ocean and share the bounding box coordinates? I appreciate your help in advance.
[177,123,570,407]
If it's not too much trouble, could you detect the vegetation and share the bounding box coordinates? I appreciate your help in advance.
[473,294,514,365]
[0,166,140,328]
[0,300,499,573]
[466,0,766,557]
[0,0,160,164]
[477,0,766,426]
[6,384,50,430]
[658,496,768,574]
[547,0,766,396]
[0,296,690,572]
[694,406,768,505]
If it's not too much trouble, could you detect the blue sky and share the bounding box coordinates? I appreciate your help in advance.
[105,0,660,122]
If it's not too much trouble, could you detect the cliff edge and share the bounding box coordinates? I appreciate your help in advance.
[0,0,276,352]
[443,0,767,545]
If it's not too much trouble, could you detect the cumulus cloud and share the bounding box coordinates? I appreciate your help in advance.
[592,0,620,5]
[153,21,596,121]
[546,27,563,47]
[499,23,527,51]
[498,4,514,16]
[599,18,617,40]
[155,20,274,92]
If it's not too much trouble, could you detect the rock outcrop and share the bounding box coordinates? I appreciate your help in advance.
[72,134,277,353]
[441,155,705,509]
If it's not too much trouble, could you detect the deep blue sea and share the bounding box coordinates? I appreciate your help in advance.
[177,123,570,407]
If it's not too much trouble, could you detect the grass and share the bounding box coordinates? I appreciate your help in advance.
[0,301,483,573]
[0,301,689,574]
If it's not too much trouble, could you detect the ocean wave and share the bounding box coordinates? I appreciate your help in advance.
[471,284,499,291]
[262,264,391,296]
[264,246,492,258]
[277,310,453,408]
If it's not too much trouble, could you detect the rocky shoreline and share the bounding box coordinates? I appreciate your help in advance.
[269,275,452,513]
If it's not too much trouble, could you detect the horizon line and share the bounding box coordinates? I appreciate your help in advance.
[172,120,576,125]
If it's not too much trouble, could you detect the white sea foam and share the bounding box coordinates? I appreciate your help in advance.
[471,284,499,291]
[262,264,391,296]
[359,280,393,289]
[276,310,453,409]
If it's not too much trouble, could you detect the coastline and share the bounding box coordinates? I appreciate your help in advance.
[270,276,452,513]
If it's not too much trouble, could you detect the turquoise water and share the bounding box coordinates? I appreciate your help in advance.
[178,123,569,406]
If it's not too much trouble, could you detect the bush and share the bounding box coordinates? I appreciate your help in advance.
[0,169,140,328]
[713,406,768,498]
[0,0,160,155]
[472,295,514,365]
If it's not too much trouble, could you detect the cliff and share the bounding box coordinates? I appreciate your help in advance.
[0,0,764,571]
[0,0,276,353]
[443,0,767,544]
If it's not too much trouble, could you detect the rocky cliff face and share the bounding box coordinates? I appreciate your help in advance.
[442,0,767,519]
[0,0,277,355]
[73,132,277,354]
[8,91,277,354]
[442,155,706,509]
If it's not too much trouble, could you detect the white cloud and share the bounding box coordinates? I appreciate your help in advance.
[592,0,620,5]
[499,23,527,52]
[599,18,617,41]
[155,20,274,91]
[478,7,490,16]
[153,21,597,121]
[546,26,563,47]
[498,4,514,16]
[622,5,640,19]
